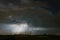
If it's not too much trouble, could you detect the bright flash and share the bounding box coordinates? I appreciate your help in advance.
[8,23,29,34]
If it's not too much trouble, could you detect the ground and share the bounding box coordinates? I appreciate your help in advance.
[0,35,60,40]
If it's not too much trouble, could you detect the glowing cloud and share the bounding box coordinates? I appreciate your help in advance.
[8,23,28,34]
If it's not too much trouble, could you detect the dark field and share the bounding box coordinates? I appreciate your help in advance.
[0,35,60,40]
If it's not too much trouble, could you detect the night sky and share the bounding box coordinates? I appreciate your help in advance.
[0,0,60,35]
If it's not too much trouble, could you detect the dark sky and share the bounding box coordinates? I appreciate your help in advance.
[0,0,60,35]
